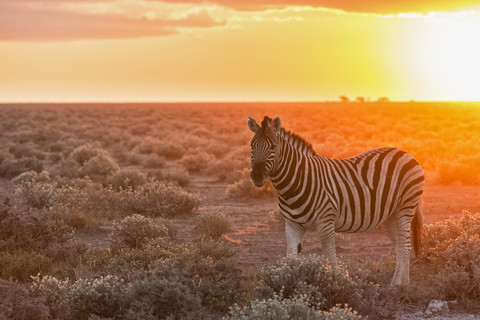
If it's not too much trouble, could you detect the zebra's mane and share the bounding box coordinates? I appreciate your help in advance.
[261,116,317,156]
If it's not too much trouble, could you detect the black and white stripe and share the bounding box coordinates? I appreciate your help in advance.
[248,116,424,286]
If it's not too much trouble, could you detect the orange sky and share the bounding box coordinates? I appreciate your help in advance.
[0,0,479,102]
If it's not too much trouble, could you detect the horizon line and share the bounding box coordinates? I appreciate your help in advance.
[2,100,480,104]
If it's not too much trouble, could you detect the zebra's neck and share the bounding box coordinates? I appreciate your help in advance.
[270,139,315,195]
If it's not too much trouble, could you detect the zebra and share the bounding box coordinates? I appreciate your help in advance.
[247,115,424,286]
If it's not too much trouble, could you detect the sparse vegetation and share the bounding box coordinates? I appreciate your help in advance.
[0,103,479,319]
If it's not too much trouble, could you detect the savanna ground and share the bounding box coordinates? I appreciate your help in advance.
[1,103,480,319]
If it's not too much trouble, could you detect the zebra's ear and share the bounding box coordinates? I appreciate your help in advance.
[270,116,281,134]
[247,116,260,133]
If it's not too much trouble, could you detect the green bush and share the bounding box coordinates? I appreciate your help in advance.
[195,212,232,239]
[0,279,50,320]
[257,255,379,315]
[111,214,170,249]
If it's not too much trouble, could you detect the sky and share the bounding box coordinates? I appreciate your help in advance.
[1,0,480,102]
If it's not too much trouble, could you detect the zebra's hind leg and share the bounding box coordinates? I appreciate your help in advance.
[285,220,306,257]
[390,209,416,286]
[383,216,397,253]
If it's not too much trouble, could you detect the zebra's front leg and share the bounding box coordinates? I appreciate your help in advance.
[319,223,336,261]
[285,220,306,257]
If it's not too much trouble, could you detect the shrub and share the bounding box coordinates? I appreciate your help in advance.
[9,144,45,160]
[148,168,190,187]
[83,238,176,276]
[226,295,362,320]
[0,203,74,253]
[70,143,103,165]
[257,255,379,315]
[15,181,56,208]
[108,169,146,191]
[65,275,131,320]
[195,212,232,239]
[50,159,81,178]
[67,144,119,181]
[12,170,50,185]
[126,277,203,319]
[111,214,170,249]
[30,275,69,319]
[142,154,166,169]
[226,168,275,198]
[0,251,52,281]
[154,142,186,159]
[0,279,50,320]
[179,151,215,173]
[79,153,119,180]
[422,211,480,301]
[0,157,43,179]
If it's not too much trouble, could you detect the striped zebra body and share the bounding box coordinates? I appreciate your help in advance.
[248,116,424,286]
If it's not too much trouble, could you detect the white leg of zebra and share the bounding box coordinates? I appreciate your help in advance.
[390,208,416,286]
[285,219,306,257]
[319,223,336,260]
[383,216,397,252]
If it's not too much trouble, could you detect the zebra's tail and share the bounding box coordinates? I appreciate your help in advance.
[411,202,423,257]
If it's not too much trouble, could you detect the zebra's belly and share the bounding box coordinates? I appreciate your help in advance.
[333,209,393,233]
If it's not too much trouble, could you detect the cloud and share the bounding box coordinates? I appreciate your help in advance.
[154,0,480,14]
[0,1,225,41]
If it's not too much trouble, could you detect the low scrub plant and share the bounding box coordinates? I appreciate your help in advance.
[179,151,215,173]
[0,279,50,320]
[226,168,275,198]
[148,168,190,187]
[226,295,362,320]
[0,251,52,281]
[31,274,131,320]
[111,214,170,249]
[421,211,480,301]
[108,169,146,191]
[0,203,74,253]
[195,211,232,239]
[256,255,379,316]
[0,157,43,179]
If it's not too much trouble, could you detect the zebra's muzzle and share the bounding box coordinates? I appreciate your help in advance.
[250,164,267,187]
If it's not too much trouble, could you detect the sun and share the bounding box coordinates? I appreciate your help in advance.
[411,10,480,101]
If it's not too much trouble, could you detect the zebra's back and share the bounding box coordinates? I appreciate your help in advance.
[319,147,424,233]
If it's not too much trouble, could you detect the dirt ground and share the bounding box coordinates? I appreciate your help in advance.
[180,175,480,266]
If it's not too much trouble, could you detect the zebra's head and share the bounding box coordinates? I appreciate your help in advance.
[247,116,282,187]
